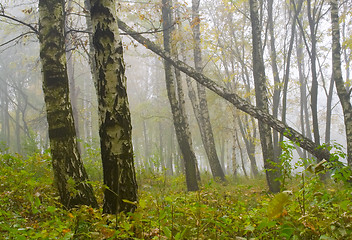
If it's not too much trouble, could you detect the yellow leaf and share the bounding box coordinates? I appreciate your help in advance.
[267,193,290,219]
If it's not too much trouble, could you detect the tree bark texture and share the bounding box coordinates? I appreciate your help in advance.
[191,0,225,181]
[117,18,331,163]
[38,0,98,209]
[162,0,199,191]
[331,0,352,166]
[90,0,138,213]
[249,0,281,193]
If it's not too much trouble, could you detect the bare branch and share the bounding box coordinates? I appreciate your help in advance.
[0,31,35,47]
[0,13,38,35]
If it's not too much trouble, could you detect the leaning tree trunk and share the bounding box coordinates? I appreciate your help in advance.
[89,0,138,213]
[331,0,352,166]
[38,0,98,209]
[117,19,332,162]
[249,0,281,193]
[162,0,199,191]
[190,0,225,181]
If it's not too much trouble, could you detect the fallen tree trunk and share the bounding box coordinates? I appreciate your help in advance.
[117,19,330,161]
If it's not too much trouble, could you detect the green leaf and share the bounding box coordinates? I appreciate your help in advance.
[46,206,56,213]
[164,196,173,203]
[280,223,294,238]
[320,235,335,240]
[163,226,172,238]
[257,219,276,230]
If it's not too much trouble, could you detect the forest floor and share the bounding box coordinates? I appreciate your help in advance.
[1,152,352,239]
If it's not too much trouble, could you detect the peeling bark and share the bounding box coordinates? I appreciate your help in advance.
[39,0,98,209]
[90,0,138,213]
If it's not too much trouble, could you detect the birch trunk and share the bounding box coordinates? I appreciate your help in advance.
[39,0,98,208]
[191,0,225,181]
[249,0,281,193]
[90,0,138,213]
[331,0,352,166]
[162,0,199,191]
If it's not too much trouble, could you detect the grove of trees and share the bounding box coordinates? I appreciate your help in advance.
[1,0,352,214]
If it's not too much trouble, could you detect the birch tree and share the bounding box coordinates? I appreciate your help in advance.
[89,0,138,213]
[249,0,281,193]
[330,0,352,166]
[38,0,98,209]
[162,0,199,191]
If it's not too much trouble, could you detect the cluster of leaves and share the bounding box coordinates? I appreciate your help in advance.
[1,149,352,239]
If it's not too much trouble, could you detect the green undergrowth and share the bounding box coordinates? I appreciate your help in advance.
[1,153,352,239]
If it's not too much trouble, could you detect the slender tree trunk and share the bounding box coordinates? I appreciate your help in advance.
[90,0,138,213]
[331,0,352,166]
[232,131,237,178]
[279,0,301,145]
[238,115,258,177]
[297,29,311,160]
[167,125,174,176]
[1,80,10,151]
[307,0,321,149]
[220,137,226,173]
[38,0,98,209]
[162,0,199,191]
[83,0,95,146]
[190,0,225,181]
[236,130,248,178]
[143,119,150,164]
[159,121,165,171]
[325,75,335,144]
[267,0,281,156]
[15,101,21,154]
[342,2,351,92]
[84,0,98,92]
[249,0,280,193]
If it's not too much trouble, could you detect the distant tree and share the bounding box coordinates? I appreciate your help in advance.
[38,0,98,208]
[89,0,138,213]
[0,74,10,152]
